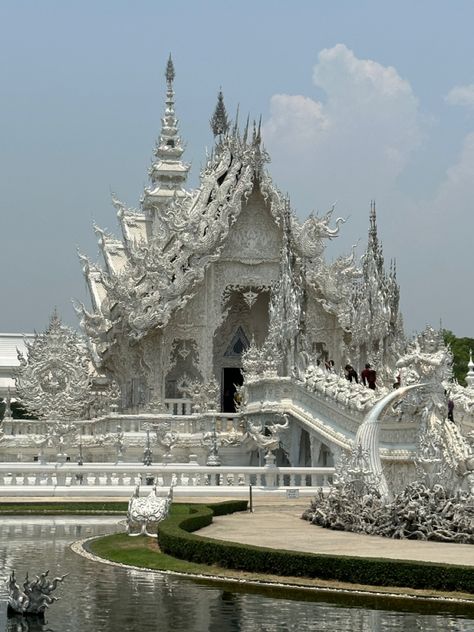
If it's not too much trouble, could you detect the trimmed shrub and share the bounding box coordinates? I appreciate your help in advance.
[158,503,474,594]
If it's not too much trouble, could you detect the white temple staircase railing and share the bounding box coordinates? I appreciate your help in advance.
[244,376,419,460]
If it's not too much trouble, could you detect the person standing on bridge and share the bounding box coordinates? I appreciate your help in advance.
[361,363,377,390]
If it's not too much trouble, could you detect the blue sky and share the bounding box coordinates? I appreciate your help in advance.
[1,1,474,337]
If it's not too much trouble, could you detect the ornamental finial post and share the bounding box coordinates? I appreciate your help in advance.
[467,349,474,388]
[165,53,175,84]
[369,199,377,236]
[210,88,229,137]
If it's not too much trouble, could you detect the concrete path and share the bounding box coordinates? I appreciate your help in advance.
[199,502,474,567]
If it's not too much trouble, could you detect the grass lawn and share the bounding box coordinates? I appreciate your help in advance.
[87,532,474,612]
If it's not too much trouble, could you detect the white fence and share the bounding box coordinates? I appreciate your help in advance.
[0,463,334,497]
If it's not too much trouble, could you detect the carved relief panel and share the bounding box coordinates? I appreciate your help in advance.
[220,188,282,263]
[164,338,202,398]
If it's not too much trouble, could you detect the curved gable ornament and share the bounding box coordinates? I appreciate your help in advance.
[15,312,92,420]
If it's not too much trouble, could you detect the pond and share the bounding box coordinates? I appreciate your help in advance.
[0,517,472,632]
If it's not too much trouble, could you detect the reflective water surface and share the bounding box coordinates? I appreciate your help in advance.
[0,517,472,632]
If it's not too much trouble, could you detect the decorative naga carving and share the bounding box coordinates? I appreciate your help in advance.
[246,414,289,466]
[291,205,345,259]
[15,312,92,420]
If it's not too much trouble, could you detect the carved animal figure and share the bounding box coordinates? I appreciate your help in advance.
[127,484,173,537]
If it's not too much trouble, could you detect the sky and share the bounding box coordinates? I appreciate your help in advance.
[1,1,474,337]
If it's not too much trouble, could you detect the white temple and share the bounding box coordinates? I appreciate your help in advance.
[1,57,473,498]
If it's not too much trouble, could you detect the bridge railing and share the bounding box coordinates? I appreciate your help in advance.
[0,463,334,495]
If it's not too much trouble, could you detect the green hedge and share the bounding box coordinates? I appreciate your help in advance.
[0,502,128,514]
[158,503,474,594]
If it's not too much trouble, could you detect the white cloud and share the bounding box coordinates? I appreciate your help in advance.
[445,84,474,107]
[429,131,474,224]
[262,45,474,336]
[263,44,422,217]
[265,95,329,147]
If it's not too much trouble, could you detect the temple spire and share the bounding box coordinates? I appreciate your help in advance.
[363,200,385,279]
[369,199,377,245]
[210,88,229,137]
[146,55,189,196]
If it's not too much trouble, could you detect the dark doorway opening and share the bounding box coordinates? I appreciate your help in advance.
[222,367,243,412]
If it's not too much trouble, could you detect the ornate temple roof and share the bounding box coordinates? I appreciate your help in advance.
[76,58,398,368]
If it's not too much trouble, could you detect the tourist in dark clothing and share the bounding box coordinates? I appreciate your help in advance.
[344,364,358,383]
[361,363,377,389]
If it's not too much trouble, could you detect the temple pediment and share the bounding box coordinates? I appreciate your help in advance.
[221,187,282,264]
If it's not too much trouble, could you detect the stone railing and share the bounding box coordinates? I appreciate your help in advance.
[164,398,193,415]
[2,413,242,438]
[0,462,334,497]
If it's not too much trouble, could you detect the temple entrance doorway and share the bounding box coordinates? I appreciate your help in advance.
[222,367,243,412]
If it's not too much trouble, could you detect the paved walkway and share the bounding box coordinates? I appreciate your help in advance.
[199,502,474,567]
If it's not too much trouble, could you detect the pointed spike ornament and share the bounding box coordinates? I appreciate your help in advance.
[165,54,175,84]
[256,115,262,144]
[243,113,250,144]
[369,200,377,238]
[233,104,240,137]
[210,89,230,137]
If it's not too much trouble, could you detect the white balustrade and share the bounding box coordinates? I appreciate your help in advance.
[164,399,193,415]
[0,462,334,496]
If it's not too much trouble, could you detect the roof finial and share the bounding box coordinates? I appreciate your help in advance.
[370,199,376,231]
[243,113,250,144]
[467,349,474,388]
[210,88,230,137]
[232,104,240,136]
[256,115,262,144]
[166,54,175,84]
[368,200,378,248]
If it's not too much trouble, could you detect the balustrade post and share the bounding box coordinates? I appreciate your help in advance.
[56,466,67,486]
